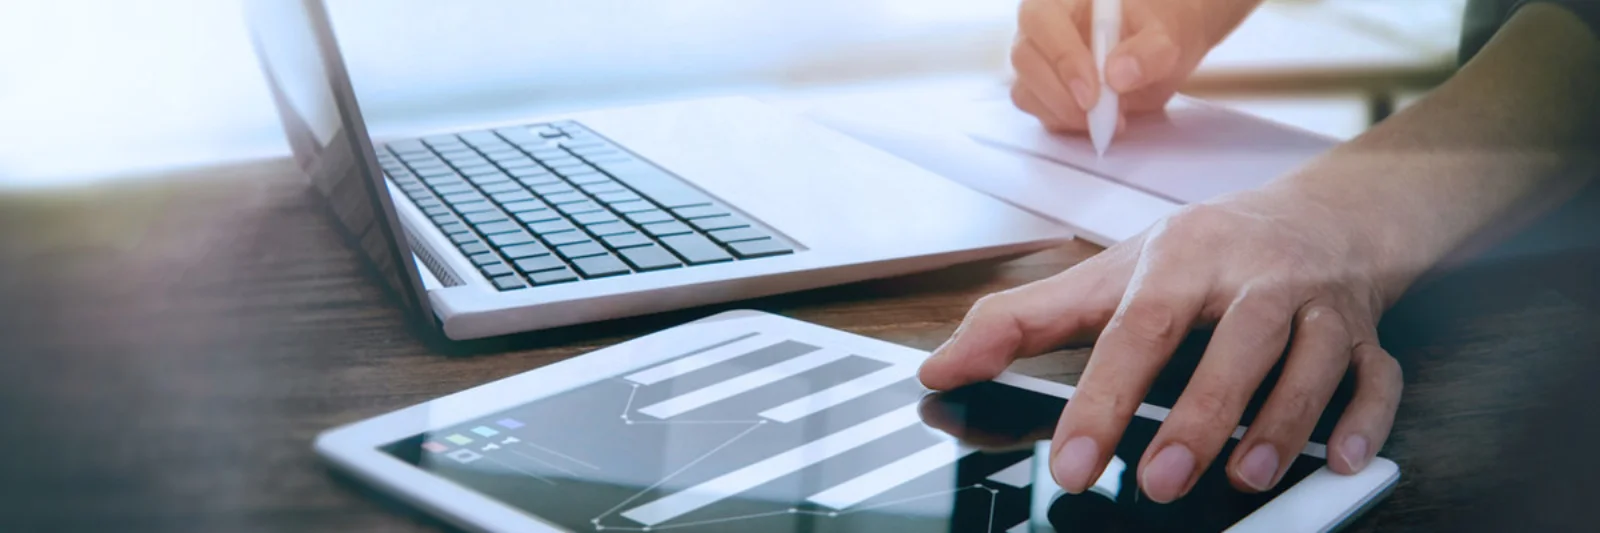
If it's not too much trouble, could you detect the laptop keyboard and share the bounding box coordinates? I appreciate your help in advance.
[375,121,794,291]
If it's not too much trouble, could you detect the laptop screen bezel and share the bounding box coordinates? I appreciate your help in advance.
[245,0,439,333]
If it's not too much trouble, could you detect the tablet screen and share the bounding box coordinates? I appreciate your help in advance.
[384,339,1323,532]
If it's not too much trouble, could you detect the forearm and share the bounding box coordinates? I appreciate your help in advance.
[1273,3,1600,303]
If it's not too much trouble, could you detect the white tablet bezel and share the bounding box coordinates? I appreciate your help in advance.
[315,310,1399,533]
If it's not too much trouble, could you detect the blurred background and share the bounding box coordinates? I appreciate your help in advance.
[0,0,1466,188]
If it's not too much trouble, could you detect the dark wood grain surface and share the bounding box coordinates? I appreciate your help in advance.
[2,159,1596,532]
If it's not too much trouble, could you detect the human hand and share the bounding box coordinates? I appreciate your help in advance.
[917,188,1406,502]
[1011,0,1211,133]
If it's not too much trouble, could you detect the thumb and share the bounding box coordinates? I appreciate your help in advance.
[1105,21,1182,93]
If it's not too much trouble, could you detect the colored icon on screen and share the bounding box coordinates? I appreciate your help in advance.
[496,418,525,429]
[472,426,499,437]
[447,449,482,464]
[445,434,474,445]
[422,441,449,453]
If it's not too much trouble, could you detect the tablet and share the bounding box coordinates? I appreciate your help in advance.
[316,310,1399,532]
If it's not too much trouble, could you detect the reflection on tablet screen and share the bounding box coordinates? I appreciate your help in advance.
[383,338,1322,532]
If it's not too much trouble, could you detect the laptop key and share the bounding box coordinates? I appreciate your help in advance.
[422,206,451,217]
[480,181,524,194]
[474,221,521,235]
[557,201,603,216]
[673,205,728,219]
[579,180,625,194]
[491,275,527,291]
[728,238,793,259]
[572,211,620,226]
[488,231,537,247]
[514,255,565,274]
[708,227,767,244]
[481,263,514,278]
[438,222,468,235]
[531,183,575,196]
[500,199,547,213]
[567,173,614,186]
[572,254,631,278]
[625,210,674,225]
[542,231,590,247]
[583,220,631,236]
[556,241,607,260]
[508,167,552,179]
[690,215,749,232]
[498,157,539,170]
[609,200,655,214]
[463,211,507,224]
[460,242,490,256]
[528,219,577,235]
[515,209,562,224]
[528,267,579,286]
[432,183,473,196]
[642,221,694,237]
[500,243,550,259]
[466,173,511,186]
[517,175,563,188]
[602,232,652,249]
[422,175,464,187]
[442,192,485,205]
[593,190,642,204]
[454,201,495,214]
[430,214,456,225]
[619,245,683,271]
[490,191,536,204]
[660,233,733,265]
[469,253,500,267]
[541,191,586,205]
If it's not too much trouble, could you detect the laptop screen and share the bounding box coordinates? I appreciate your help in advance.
[243,0,434,326]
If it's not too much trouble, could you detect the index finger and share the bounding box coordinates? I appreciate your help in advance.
[1048,257,1208,493]
[1018,0,1100,109]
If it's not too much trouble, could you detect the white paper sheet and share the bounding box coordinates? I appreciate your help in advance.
[961,97,1337,204]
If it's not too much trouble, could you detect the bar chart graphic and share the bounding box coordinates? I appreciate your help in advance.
[412,331,1046,533]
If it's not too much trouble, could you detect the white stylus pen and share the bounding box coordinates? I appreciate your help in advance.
[1088,0,1122,157]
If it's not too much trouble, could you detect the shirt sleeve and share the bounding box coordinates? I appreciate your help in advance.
[1460,0,1600,64]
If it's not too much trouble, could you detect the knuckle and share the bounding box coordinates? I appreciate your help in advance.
[1111,297,1182,347]
[1354,344,1404,394]
[1009,83,1031,108]
[1179,388,1240,430]
[1009,43,1030,69]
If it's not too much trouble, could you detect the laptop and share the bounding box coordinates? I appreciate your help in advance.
[243,0,1071,340]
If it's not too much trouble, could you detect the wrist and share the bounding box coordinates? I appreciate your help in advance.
[1264,172,1438,309]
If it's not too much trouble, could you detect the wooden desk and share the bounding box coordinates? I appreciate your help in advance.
[2,159,1597,532]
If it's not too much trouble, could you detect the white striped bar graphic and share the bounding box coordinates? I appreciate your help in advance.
[807,439,969,510]
[758,364,915,423]
[623,333,773,386]
[620,403,923,526]
[637,348,849,419]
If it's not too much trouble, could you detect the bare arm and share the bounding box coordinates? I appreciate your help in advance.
[1276,3,1600,303]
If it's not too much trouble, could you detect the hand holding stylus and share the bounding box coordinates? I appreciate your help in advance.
[1009,0,1218,137]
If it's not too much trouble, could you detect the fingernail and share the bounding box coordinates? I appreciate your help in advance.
[1239,444,1280,491]
[1052,436,1100,492]
[1141,444,1195,503]
[1107,57,1142,92]
[1069,79,1095,110]
[1340,435,1370,472]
